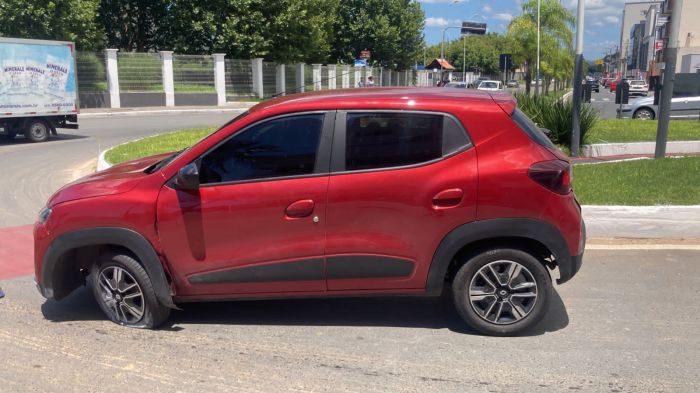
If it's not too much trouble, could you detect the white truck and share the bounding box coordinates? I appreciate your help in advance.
[0,37,79,142]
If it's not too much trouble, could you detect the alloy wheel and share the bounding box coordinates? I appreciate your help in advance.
[468,260,538,325]
[97,266,145,324]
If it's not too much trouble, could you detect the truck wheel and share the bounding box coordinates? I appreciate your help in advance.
[452,249,552,336]
[90,253,170,329]
[25,120,50,142]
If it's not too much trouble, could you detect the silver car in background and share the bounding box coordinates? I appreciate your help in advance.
[618,94,700,119]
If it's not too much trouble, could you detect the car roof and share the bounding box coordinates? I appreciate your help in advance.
[248,87,509,114]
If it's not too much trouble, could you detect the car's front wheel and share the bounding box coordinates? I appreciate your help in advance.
[633,108,655,120]
[90,253,170,328]
[452,249,552,336]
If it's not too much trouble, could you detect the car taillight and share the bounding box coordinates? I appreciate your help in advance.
[528,160,571,195]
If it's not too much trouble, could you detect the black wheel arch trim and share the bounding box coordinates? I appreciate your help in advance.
[40,227,177,309]
[426,218,582,295]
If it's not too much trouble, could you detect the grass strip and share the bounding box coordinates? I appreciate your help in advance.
[104,127,215,165]
[588,119,700,143]
[573,157,700,205]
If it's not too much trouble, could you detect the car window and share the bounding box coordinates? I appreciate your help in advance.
[630,81,645,85]
[481,82,497,88]
[511,109,556,149]
[345,113,447,171]
[199,114,324,184]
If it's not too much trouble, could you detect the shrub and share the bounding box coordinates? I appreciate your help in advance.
[513,92,599,150]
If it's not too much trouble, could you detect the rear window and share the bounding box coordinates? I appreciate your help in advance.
[630,80,645,85]
[511,109,555,149]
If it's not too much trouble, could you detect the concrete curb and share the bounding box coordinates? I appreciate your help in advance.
[80,107,250,118]
[582,205,700,239]
[582,141,700,157]
[96,149,111,171]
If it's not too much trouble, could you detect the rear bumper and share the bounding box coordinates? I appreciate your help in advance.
[557,219,585,284]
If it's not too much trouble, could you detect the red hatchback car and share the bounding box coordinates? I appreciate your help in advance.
[34,88,584,336]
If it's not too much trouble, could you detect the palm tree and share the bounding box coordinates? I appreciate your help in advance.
[507,0,574,95]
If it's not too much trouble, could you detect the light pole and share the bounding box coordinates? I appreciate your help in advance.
[571,0,585,156]
[535,0,541,96]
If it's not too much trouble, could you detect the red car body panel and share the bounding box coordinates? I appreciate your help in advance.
[34,88,584,304]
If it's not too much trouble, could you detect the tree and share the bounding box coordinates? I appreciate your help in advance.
[507,0,574,94]
[164,0,338,63]
[0,0,103,50]
[99,0,169,52]
[331,0,424,69]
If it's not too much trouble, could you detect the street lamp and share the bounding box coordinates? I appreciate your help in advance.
[536,0,540,96]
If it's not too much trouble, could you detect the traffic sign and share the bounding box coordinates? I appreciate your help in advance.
[499,54,512,71]
[461,21,487,35]
[655,40,663,50]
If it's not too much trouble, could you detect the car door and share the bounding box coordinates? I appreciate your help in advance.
[670,94,700,118]
[324,111,478,291]
[156,112,334,297]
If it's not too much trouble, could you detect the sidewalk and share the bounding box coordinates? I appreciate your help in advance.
[79,102,257,117]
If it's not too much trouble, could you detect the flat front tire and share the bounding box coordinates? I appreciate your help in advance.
[452,249,552,336]
[90,253,170,329]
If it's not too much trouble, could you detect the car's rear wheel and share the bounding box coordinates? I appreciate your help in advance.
[452,249,552,336]
[90,253,170,328]
[633,108,655,120]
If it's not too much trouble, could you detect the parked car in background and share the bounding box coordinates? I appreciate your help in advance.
[507,80,519,88]
[34,88,584,336]
[618,93,700,119]
[469,76,490,89]
[477,80,504,91]
[628,80,649,96]
[444,82,468,89]
[585,77,600,93]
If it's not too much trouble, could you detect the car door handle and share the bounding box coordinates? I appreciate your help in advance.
[285,199,315,218]
[432,188,463,208]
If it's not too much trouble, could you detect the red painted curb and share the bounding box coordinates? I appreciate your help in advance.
[0,225,34,280]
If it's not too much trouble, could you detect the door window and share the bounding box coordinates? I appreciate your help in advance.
[199,114,324,184]
[344,112,468,171]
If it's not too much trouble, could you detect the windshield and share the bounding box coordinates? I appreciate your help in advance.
[481,82,497,88]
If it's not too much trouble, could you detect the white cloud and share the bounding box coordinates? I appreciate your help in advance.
[604,15,620,24]
[494,13,514,21]
[425,17,462,27]
[482,5,492,13]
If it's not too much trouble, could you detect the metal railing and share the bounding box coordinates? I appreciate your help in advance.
[117,52,162,92]
[225,59,254,97]
[76,52,107,92]
[173,55,215,93]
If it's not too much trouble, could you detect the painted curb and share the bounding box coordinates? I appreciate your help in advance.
[582,141,700,157]
[96,148,111,171]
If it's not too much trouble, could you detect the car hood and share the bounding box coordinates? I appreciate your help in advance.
[47,152,172,207]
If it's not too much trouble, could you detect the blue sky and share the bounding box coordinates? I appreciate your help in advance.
[420,0,635,60]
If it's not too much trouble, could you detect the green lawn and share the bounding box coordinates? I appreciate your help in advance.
[573,157,700,205]
[587,119,700,143]
[105,127,700,206]
[104,127,215,165]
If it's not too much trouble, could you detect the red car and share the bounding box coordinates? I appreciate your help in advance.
[34,88,585,336]
[610,79,620,92]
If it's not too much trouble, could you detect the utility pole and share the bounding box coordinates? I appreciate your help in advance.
[536,0,541,96]
[462,35,466,82]
[655,0,683,159]
[571,0,585,157]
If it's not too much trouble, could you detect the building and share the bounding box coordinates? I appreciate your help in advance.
[618,1,662,79]
[658,0,700,74]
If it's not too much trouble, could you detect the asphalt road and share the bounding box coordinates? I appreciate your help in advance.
[0,111,241,228]
[0,249,698,392]
[590,89,618,119]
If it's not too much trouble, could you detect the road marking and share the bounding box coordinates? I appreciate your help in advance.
[603,98,610,101]
[587,244,700,250]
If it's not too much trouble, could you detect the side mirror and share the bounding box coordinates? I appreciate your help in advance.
[174,162,200,190]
